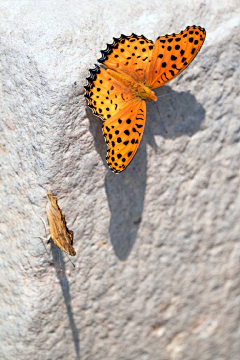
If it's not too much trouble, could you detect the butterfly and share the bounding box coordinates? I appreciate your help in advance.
[46,192,76,256]
[85,25,206,173]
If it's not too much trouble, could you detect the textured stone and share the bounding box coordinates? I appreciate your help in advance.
[0,1,240,359]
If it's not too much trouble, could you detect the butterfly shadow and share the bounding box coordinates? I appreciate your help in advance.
[88,107,148,261]
[146,85,206,143]
[50,242,80,359]
[87,86,205,261]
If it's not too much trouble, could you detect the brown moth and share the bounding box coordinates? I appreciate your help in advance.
[46,192,76,256]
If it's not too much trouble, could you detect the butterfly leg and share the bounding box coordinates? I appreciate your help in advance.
[27,214,50,239]
[37,215,50,233]
[29,234,51,242]
[26,232,51,256]
[27,213,51,254]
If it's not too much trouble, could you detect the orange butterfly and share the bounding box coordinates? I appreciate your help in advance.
[85,25,206,173]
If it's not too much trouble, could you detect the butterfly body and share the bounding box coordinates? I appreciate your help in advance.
[107,69,157,102]
[85,26,206,173]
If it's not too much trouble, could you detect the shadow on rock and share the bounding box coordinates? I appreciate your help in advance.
[50,243,80,360]
[146,85,206,148]
[88,86,205,261]
[88,108,147,261]
[104,142,147,260]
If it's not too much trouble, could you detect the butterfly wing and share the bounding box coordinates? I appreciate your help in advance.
[85,65,134,121]
[102,99,146,173]
[148,25,206,89]
[98,34,154,83]
[53,230,76,256]
[46,193,76,256]
[85,26,206,173]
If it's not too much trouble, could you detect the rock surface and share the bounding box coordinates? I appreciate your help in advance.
[0,1,240,359]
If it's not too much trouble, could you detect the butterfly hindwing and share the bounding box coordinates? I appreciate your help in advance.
[102,99,146,173]
[149,25,206,89]
[98,34,154,84]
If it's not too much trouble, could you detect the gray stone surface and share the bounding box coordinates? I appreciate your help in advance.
[0,1,240,359]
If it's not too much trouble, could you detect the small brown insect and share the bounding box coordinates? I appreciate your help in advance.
[46,192,76,256]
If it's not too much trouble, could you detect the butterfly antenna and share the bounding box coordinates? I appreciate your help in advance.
[66,253,76,268]
[157,90,190,98]
[155,102,168,134]
[58,249,63,271]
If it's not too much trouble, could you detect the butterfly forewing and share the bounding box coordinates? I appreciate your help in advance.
[98,34,154,84]
[149,26,206,89]
[102,99,146,173]
[85,65,134,121]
